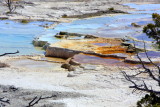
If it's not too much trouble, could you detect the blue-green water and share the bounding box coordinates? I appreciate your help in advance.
[0,3,160,55]
[0,20,59,55]
[54,3,160,49]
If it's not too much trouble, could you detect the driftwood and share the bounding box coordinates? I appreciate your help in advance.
[0,50,19,56]
[0,51,19,106]
[0,97,10,106]
[26,95,57,107]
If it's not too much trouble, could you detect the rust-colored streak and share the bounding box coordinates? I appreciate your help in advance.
[95,46,127,54]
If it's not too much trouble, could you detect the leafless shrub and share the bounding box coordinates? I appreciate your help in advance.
[121,41,160,95]
[4,0,17,14]
[26,95,57,107]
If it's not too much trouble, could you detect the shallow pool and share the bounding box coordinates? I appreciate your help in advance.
[54,3,160,49]
[0,3,160,55]
[0,20,59,55]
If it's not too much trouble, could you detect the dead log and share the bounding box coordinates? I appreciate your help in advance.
[0,50,19,56]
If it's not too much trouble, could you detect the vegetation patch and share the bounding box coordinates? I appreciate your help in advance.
[62,14,68,18]
[0,17,8,20]
[55,31,98,39]
[20,19,29,24]
[108,7,114,11]
[131,23,141,27]
[137,93,160,107]
[143,13,160,47]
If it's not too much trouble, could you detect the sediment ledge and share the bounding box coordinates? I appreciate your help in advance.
[45,32,154,65]
[45,46,83,59]
[55,31,98,39]
[46,31,134,59]
[63,10,128,19]
[45,46,128,59]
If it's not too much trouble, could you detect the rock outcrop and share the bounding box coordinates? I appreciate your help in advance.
[55,31,98,39]
[131,23,141,27]
[32,39,48,47]
[45,46,83,59]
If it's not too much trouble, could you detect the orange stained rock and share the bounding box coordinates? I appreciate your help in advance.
[95,46,127,54]
[88,38,122,46]
[51,38,126,54]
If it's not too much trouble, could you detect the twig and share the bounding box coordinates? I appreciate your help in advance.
[0,97,10,104]
[26,95,57,107]
[0,50,19,56]
[121,41,160,95]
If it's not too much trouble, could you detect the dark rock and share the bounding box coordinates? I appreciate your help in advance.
[69,59,81,66]
[55,31,85,39]
[43,43,50,50]
[124,59,150,64]
[61,63,71,69]
[32,40,48,47]
[45,47,82,59]
[84,35,98,39]
[61,63,75,71]
[55,34,65,38]
[59,31,68,35]
[65,9,127,19]
[0,63,9,68]
[68,66,75,71]
[121,42,136,53]
[121,42,132,47]
[131,23,141,27]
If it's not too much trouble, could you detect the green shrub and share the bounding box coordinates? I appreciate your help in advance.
[108,7,114,11]
[6,11,11,14]
[0,17,8,20]
[21,19,29,24]
[143,13,160,47]
[137,93,160,107]
[62,14,68,18]
[59,31,68,35]
[131,23,141,27]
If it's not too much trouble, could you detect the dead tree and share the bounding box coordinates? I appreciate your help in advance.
[121,42,160,95]
[4,0,16,13]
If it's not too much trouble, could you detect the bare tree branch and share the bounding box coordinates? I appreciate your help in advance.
[121,70,160,94]
[26,95,57,107]
[121,41,160,95]
[4,0,17,13]
[0,97,10,106]
[133,41,160,84]
[0,50,19,56]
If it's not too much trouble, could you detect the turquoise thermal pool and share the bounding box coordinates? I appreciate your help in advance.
[0,21,59,55]
[0,3,160,55]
